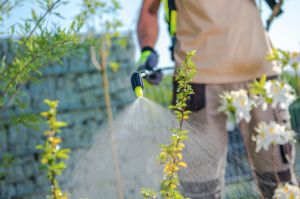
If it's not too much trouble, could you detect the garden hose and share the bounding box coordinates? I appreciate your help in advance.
[130,67,174,98]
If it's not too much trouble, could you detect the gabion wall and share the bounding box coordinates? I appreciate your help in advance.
[0,34,137,199]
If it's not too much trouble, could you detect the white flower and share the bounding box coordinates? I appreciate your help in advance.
[253,121,281,152]
[277,128,297,145]
[231,89,256,123]
[265,79,296,109]
[217,91,232,113]
[273,183,300,199]
[288,52,300,66]
[251,94,268,111]
[253,121,297,152]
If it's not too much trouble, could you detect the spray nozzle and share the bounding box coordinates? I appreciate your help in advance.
[131,72,144,98]
[130,67,174,98]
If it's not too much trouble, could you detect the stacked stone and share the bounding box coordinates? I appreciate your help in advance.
[0,34,138,199]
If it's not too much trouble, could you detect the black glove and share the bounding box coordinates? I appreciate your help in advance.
[136,47,163,85]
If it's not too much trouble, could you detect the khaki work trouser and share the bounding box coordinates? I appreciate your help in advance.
[174,77,296,199]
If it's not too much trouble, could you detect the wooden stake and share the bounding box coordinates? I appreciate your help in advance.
[100,35,124,199]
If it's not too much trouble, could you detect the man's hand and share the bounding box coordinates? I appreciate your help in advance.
[137,47,162,85]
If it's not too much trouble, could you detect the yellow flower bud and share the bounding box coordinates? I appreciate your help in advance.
[41,158,48,164]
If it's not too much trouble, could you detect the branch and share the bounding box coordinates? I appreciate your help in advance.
[1,0,9,7]
[0,0,23,16]
[90,46,102,71]
[0,39,70,100]
[1,0,61,77]
[0,14,13,39]
[272,144,282,186]
[266,1,283,31]
[0,61,50,113]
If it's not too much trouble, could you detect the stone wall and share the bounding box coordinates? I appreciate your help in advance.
[0,34,139,198]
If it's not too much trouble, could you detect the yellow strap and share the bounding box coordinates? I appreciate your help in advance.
[170,10,177,36]
[162,0,169,23]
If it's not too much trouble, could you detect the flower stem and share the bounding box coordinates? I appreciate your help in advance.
[276,105,300,187]
[166,79,187,197]
[285,143,300,187]
[51,172,58,199]
[272,145,282,186]
[239,123,264,199]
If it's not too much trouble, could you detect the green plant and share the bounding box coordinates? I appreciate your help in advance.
[36,99,69,199]
[141,51,198,199]
[0,152,17,182]
[266,47,300,94]
[0,0,103,182]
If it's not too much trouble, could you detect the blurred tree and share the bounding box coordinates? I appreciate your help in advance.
[0,0,104,184]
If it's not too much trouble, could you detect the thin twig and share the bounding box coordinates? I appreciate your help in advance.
[0,0,24,16]
[90,46,102,71]
[272,144,282,186]
[51,172,57,199]
[285,143,300,187]
[0,61,49,113]
[266,1,283,31]
[1,0,61,77]
[0,40,69,100]
[1,0,9,7]
[239,123,264,199]
[0,14,13,39]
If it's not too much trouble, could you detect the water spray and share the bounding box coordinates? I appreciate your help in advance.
[130,67,174,98]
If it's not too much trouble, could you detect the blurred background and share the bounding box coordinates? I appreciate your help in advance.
[0,0,300,198]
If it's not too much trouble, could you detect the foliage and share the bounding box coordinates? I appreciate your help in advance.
[0,152,17,182]
[84,0,125,73]
[266,47,300,96]
[0,0,104,183]
[141,51,198,199]
[219,72,299,198]
[249,74,297,110]
[36,99,69,199]
[266,47,299,71]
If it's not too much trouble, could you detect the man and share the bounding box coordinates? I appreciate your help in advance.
[136,0,295,198]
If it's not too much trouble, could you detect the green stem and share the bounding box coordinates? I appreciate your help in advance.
[166,73,188,197]
[0,61,50,113]
[0,40,70,100]
[51,171,58,199]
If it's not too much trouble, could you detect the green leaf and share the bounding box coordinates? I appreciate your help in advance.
[54,13,65,20]
[108,61,119,72]
[56,152,69,159]
[38,165,48,170]
[0,172,8,176]
[59,148,71,153]
[35,145,45,150]
[259,74,266,86]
